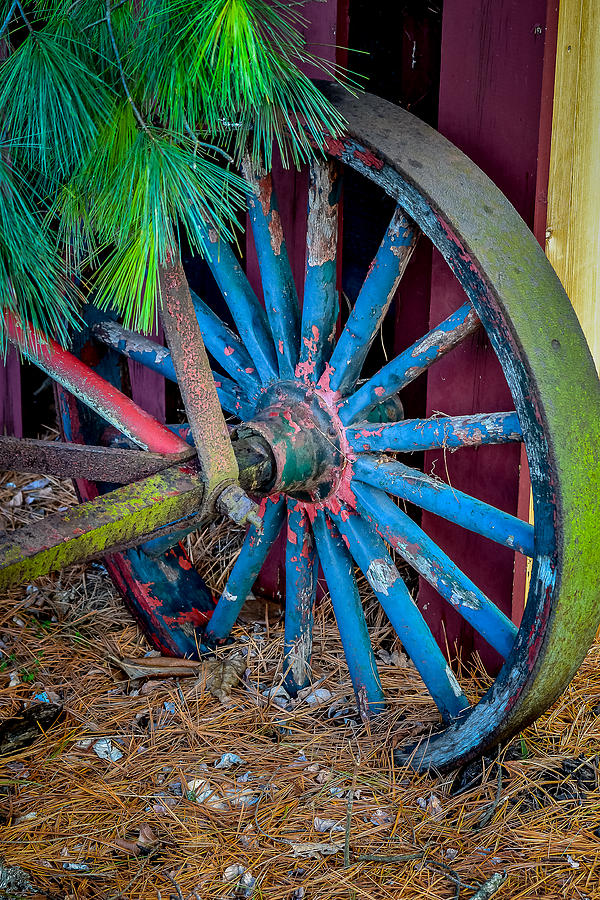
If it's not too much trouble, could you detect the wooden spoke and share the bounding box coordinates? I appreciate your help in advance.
[326,207,418,395]
[353,454,534,557]
[353,481,518,659]
[242,156,301,379]
[339,302,480,425]
[313,511,385,719]
[297,159,340,383]
[205,496,286,642]
[283,502,317,694]
[329,505,470,722]
[198,220,278,383]
[0,435,195,483]
[348,412,522,454]
[93,318,255,418]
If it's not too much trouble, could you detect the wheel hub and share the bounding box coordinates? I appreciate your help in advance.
[237,381,346,501]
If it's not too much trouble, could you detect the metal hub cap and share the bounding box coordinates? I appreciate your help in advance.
[238,381,345,501]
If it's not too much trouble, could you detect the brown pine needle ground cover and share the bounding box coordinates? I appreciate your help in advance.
[1,471,600,900]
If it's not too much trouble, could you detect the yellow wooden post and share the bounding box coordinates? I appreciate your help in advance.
[546,0,600,369]
[518,1,599,609]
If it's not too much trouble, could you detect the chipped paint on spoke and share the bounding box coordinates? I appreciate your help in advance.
[366,557,400,596]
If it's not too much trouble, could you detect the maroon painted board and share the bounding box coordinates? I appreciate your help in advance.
[128,321,166,423]
[512,0,559,613]
[419,0,554,668]
[0,348,22,438]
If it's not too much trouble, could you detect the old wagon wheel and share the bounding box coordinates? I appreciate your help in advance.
[3,87,599,771]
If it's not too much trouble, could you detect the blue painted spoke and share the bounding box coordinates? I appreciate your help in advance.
[353,454,534,557]
[205,496,286,642]
[92,321,252,418]
[348,411,522,454]
[327,208,418,395]
[189,290,261,397]
[198,222,278,384]
[297,159,340,383]
[242,158,300,379]
[353,482,518,659]
[339,302,480,426]
[312,511,385,719]
[328,506,469,722]
[209,377,254,420]
[283,502,317,695]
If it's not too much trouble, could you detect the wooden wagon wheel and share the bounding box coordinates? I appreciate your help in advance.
[2,88,599,771]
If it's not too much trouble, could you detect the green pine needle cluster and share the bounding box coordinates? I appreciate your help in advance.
[0,0,349,352]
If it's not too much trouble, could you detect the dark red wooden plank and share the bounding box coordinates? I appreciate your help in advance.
[0,348,22,438]
[419,0,553,668]
[128,321,166,423]
[512,0,560,620]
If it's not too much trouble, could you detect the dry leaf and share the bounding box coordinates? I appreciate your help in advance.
[205,657,246,703]
[110,654,246,703]
[114,838,141,856]
[137,824,157,847]
[114,824,157,856]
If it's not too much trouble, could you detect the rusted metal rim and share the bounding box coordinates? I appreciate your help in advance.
[321,84,600,769]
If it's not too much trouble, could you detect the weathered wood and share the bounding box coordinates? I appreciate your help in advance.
[0,703,63,754]
[0,461,207,587]
[0,435,196,482]
[159,260,239,498]
[0,433,274,587]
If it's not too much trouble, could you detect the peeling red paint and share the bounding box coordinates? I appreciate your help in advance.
[352,148,384,170]
[163,608,213,627]
[7,314,188,456]
[434,214,479,274]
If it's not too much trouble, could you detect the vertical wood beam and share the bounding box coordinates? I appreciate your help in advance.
[545,0,600,369]
[128,320,166,423]
[0,348,22,438]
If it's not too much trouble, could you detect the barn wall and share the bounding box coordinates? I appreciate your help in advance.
[418,0,558,666]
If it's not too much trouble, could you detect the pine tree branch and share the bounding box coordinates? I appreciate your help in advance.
[14,0,34,36]
[104,0,150,137]
[84,0,127,31]
[0,2,16,41]
[183,120,233,164]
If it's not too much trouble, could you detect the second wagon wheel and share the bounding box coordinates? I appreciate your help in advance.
[12,87,600,771]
